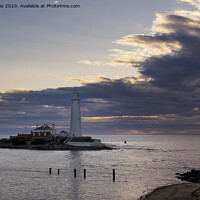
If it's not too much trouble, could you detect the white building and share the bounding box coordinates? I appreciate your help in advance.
[31,124,56,137]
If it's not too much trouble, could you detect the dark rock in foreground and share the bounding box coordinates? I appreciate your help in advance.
[176,169,200,183]
[0,143,112,151]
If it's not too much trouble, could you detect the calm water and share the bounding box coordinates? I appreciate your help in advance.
[0,135,200,200]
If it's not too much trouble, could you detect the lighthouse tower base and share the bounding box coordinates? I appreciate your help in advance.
[64,136,104,147]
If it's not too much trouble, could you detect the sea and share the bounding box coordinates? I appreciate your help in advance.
[0,134,199,200]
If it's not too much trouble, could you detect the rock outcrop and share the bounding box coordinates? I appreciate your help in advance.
[176,169,200,183]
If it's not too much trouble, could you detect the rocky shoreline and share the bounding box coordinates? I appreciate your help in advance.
[176,169,200,183]
[0,143,112,151]
[138,183,200,200]
[138,169,200,200]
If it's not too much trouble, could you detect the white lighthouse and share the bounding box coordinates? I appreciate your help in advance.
[64,89,106,148]
[70,88,82,137]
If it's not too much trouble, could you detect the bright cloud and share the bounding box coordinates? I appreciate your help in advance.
[179,0,200,9]
[174,10,200,20]
[17,112,26,115]
[3,88,31,93]
[108,49,146,66]
[68,76,111,85]
[125,130,161,135]
[114,34,181,53]
[78,60,102,66]
[111,34,181,66]
[82,115,159,122]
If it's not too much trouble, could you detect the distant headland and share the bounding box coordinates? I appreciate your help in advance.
[0,89,112,150]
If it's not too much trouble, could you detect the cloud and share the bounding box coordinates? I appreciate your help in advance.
[110,15,194,67]
[179,0,200,9]
[152,13,200,35]
[0,75,200,135]
[124,130,162,135]
[110,33,181,66]
[107,1,200,92]
[114,33,181,55]
[192,107,199,111]
[82,115,158,122]
[17,112,26,115]
[78,60,102,66]
[108,49,146,66]
[68,76,111,85]
[173,9,200,20]
[3,88,31,93]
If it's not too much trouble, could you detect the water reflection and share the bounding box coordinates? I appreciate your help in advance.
[67,151,83,200]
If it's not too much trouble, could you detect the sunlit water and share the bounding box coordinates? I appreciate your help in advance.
[0,135,200,200]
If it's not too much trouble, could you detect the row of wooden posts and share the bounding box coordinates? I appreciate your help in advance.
[49,168,116,181]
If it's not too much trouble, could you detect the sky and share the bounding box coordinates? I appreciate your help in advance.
[1,0,200,135]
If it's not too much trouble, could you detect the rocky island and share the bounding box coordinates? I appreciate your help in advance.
[0,136,112,151]
[0,89,112,151]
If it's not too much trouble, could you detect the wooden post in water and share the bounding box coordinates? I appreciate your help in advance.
[49,168,52,174]
[74,169,76,177]
[113,169,115,181]
[58,169,60,175]
[84,169,86,178]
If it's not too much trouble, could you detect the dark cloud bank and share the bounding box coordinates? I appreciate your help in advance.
[0,76,199,135]
[1,11,200,135]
